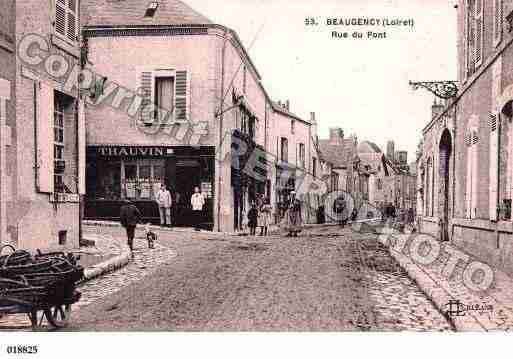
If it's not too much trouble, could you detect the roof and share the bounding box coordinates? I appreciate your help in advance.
[357,141,382,154]
[319,138,357,168]
[271,102,308,124]
[81,0,213,27]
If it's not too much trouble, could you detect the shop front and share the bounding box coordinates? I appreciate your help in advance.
[85,145,215,230]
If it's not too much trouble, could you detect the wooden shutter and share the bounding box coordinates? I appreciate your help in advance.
[37,83,55,193]
[471,131,479,218]
[67,0,77,42]
[494,0,503,45]
[78,100,86,195]
[489,113,499,220]
[55,0,66,37]
[139,71,154,124]
[465,133,472,218]
[475,0,483,66]
[175,70,188,121]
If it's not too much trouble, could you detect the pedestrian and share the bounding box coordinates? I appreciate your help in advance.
[248,202,259,236]
[407,207,415,226]
[316,205,325,224]
[281,191,303,237]
[259,198,272,236]
[156,184,172,227]
[351,207,358,222]
[120,199,141,257]
[191,186,205,231]
[333,195,348,227]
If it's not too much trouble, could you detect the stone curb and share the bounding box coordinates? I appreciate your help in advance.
[78,235,131,284]
[380,232,485,331]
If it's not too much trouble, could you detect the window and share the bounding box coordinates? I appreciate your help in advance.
[55,0,79,43]
[377,178,382,190]
[465,0,484,78]
[465,119,479,219]
[123,160,165,200]
[144,2,159,17]
[299,143,305,169]
[280,137,288,162]
[54,96,65,193]
[312,157,317,177]
[291,120,295,134]
[155,76,175,119]
[139,69,188,124]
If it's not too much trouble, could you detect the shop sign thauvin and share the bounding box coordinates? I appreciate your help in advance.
[94,146,174,157]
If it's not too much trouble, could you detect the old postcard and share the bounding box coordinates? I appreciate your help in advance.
[0,0,510,357]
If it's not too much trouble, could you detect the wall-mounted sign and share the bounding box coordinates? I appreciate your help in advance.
[92,146,174,158]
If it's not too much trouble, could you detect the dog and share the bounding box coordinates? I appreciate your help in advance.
[145,223,157,249]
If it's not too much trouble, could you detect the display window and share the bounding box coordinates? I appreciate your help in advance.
[122,159,165,201]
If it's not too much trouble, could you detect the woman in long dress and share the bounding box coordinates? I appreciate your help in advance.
[259,198,272,236]
[281,191,303,237]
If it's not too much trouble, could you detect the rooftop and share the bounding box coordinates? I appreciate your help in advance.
[81,0,213,27]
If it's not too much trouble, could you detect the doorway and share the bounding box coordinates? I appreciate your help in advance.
[439,129,452,242]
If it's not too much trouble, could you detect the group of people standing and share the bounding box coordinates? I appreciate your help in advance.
[247,195,274,236]
[119,184,207,256]
[247,191,304,237]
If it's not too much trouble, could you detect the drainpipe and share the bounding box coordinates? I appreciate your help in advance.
[451,102,457,241]
[217,29,229,232]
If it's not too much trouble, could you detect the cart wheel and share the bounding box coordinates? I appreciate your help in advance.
[28,309,46,331]
[44,304,71,328]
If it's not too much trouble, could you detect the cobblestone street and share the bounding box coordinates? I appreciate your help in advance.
[62,225,452,331]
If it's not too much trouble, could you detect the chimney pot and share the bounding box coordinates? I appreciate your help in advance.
[285,100,290,110]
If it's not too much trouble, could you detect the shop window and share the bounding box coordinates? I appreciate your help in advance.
[123,160,165,201]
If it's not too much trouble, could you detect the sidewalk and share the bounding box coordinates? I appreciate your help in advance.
[378,226,513,331]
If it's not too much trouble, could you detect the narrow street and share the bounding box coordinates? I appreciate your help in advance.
[68,226,452,331]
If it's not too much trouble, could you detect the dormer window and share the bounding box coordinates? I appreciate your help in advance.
[145,2,159,17]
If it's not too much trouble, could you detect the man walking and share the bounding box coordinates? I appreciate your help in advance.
[120,199,141,256]
[156,184,172,227]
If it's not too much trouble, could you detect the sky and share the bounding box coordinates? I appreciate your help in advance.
[186,0,458,162]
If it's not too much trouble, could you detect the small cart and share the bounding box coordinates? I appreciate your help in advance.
[0,245,83,330]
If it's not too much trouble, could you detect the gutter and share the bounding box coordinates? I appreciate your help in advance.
[217,28,229,232]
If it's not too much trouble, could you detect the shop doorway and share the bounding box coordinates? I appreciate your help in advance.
[173,156,214,229]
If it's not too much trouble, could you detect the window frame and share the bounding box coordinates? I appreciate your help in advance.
[53,95,66,193]
[280,137,288,163]
[493,0,503,47]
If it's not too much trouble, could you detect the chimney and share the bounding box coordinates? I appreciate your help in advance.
[285,100,290,111]
[329,128,344,145]
[431,98,445,120]
[310,112,316,123]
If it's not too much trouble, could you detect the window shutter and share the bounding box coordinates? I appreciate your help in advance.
[67,0,78,42]
[489,113,500,220]
[175,70,188,121]
[494,0,503,45]
[466,133,473,218]
[55,0,66,37]
[471,131,479,218]
[139,71,154,124]
[464,1,469,82]
[37,83,54,193]
[475,0,483,66]
[78,100,86,195]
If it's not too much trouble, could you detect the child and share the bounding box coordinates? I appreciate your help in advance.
[145,223,157,249]
[247,202,259,236]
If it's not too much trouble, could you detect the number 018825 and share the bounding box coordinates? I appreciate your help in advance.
[6,346,39,355]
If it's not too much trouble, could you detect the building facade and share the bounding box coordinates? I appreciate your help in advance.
[419,0,513,275]
[1,0,84,249]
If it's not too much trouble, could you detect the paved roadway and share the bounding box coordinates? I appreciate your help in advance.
[66,225,452,331]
